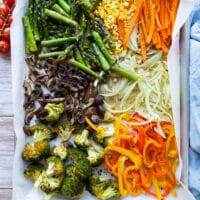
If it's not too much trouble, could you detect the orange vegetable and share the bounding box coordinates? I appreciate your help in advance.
[104,113,179,200]
[121,0,180,56]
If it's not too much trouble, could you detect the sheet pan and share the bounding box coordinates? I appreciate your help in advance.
[10,0,195,199]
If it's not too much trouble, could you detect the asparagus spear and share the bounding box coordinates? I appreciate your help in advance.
[52,4,70,17]
[69,59,103,80]
[23,16,38,54]
[41,37,77,47]
[112,66,138,81]
[92,31,114,65]
[92,43,110,71]
[38,44,74,60]
[38,51,64,59]
[58,0,70,13]
[74,47,86,65]
[45,9,79,28]
[57,44,75,61]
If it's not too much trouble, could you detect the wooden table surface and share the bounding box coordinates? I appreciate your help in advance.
[0,55,14,199]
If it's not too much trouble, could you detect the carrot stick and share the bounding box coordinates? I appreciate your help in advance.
[146,1,155,44]
[117,16,126,46]
[143,0,150,32]
[139,23,147,62]
[124,0,144,46]
[140,12,148,41]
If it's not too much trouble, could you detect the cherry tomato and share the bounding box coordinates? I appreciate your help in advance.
[0,17,4,28]
[1,27,10,41]
[7,15,12,24]
[0,4,9,17]
[0,40,10,54]
[2,0,15,8]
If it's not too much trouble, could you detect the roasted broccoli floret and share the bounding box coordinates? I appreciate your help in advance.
[46,156,65,177]
[87,175,120,200]
[22,141,50,162]
[68,148,87,162]
[52,145,68,160]
[87,140,104,166]
[103,137,114,147]
[60,176,84,198]
[74,129,91,148]
[93,123,114,144]
[65,159,92,180]
[44,102,65,123]
[30,124,52,142]
[53,121,75,141]
[35,171,63,194]
[24,163,44,181]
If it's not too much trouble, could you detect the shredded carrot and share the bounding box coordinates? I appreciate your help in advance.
[114,0,180,55]
[124,0,144,46]
[146,1,155,44]
[116,16,126,47]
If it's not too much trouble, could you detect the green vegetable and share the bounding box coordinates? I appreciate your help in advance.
[74,129,91,148]
[53,121,75,141]
[68,148,87,162]
[57,44,75,61]
[92,43,110,71]
[38,51,64,59]
[24,163,44,181]
[74,47,85,65]
[86,140,104,166]
[103,137,114,147]
[46,156,65,177]
[80,0,100,11]
[111,66,138,81]
[58,0,70,13]
[35,171,63,194]
[92,31,114,65]
[52,4,69,17]
[52,145,68,160]
[87,175,121,200]
[93,123,114,144]
[45,9,79,28]
[44,102,65,123]
[65,159,92,180]
[60,176,84,198]
[69,59,103,80]
[30,124,52,142]
[22,141,50,162]
[22,16,38,54]
[41,37,77,47]
[27,0,40,41]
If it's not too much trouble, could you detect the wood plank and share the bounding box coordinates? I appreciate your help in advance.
[0,117,15,155]
[0,55,13,117]
[0,155,13,188]
[0,189,12,199]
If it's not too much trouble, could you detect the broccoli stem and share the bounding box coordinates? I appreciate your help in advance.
[23,16,38,54]
[111,66,138,81]
[38,51,64,59]
[41,37,77,47]
[69,59,103,80]
[52,4,70,17]
[58,0,70,13]
[92,43,110,71]
[45,9,79,28]
[92,31,114,65]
